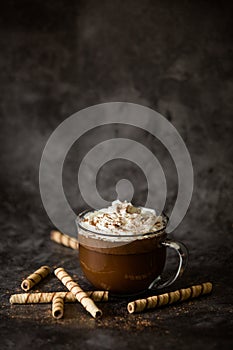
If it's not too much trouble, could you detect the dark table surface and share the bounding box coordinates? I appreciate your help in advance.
[0,1,233,349]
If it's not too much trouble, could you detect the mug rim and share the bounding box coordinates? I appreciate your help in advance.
[76,208,168,238]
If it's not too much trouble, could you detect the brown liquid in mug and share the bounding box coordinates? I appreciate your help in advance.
[79,234,166,294]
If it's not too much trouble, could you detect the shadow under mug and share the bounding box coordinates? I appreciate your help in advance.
[76,210,188,295]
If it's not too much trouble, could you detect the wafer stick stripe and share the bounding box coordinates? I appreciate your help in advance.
[127,282,213,313]
[191,285,202,298]
[179,288,191,301]
[50,230,78,250]
[158,293,167,306]
[21,266,51,291]
[88,291,109,302]
[10,291,108,304]
[54,267,102,318]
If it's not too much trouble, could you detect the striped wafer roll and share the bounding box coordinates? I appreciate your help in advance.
[50,230,78,250]
[54,267,102,318]
[127,282,213,314]
[21,266,51,291]
[10,291,109,304]
[52,295,64,319]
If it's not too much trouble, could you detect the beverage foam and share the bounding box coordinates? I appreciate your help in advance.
[79,200,165,237]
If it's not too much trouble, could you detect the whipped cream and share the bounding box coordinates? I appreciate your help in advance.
[79,200,165,236]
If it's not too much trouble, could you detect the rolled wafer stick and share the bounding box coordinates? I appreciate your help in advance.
[21,266,51,291]
[127,282,213,314]
[52,295,64,319]
[10,291,109,304]
[54,267,102,318]
[50,230,78,250]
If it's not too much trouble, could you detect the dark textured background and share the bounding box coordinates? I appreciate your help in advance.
[0,1,233,349]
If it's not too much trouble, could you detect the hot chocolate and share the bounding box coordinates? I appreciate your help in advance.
[77,201,187,294]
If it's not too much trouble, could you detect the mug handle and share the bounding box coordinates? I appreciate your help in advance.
[149,239,188,290]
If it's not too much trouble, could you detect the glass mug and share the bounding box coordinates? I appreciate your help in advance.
[76,210,188,295]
